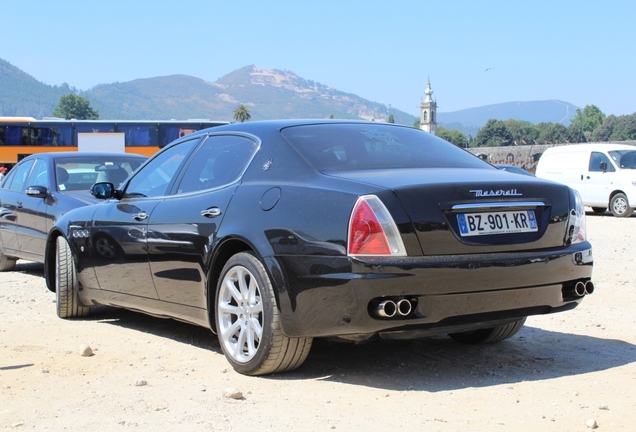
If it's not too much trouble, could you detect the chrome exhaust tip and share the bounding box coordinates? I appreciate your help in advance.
[574,281,586,297]
[584,281,595,295]
[396,299,412,316]
[375,300,397,318]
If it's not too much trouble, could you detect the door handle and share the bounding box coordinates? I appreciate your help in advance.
[133,212,148,221]
[201,207,221,218]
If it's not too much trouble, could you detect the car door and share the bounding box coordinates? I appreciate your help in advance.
[148,134,258,308]
[584,151,615,206]
[0,159,35,257]
[14,158,50,260]
[89,137,202,299]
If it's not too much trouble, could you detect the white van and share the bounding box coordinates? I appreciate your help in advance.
[535,143,636,217]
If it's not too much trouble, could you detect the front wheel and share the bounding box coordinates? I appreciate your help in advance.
[215,252,312,376]
[55,236,90,318]
[0,251,16,271]
[449,318,526,344]
[610,193,633,217]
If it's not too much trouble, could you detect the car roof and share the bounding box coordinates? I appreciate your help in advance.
[195,119,415,136]
[21,152,148,161]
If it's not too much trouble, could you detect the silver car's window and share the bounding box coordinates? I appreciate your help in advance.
[29,159,50,188]
[5,160,34,192]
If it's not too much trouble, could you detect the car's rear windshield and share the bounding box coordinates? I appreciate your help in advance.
[280,123,488,172]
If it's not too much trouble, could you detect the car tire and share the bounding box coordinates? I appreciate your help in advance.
[215,252,313,376]
[591,207,606,214]
[610,193,633,217]
[449,317,526,344]
[55,236,90,318]
[0,252,16,271]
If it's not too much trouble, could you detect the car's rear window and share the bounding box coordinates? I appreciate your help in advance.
[280,123,488,172]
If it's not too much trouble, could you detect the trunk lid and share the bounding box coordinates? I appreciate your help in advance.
[329,168,572,255]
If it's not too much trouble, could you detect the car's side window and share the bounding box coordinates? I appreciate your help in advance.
[176,135,258,194]
[589,152,614,172]
[6,160,35,192]
[28,159,49,188]
[123,138,200,198]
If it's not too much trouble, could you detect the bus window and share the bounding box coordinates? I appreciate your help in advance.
[159,124,198,148]
[118,123,159,147]
[74,122,116,134]
[30,123,74,146]
[0,123,29,146]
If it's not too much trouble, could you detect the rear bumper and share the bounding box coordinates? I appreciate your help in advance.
[270,242,593,338]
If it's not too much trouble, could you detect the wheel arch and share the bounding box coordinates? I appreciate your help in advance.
[206,238,292,334]
[44,228,66,292]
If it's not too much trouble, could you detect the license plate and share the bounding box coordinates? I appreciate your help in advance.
[457,210,538,236]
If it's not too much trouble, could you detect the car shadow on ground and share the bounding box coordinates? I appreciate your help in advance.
[81,306,636,391]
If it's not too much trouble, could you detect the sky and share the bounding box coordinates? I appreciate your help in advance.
[2,0,635,118]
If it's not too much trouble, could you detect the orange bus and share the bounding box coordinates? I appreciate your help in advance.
[0,117,228,168]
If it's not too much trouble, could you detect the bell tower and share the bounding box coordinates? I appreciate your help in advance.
[420,79,437,135]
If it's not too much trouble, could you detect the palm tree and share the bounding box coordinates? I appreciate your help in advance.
[233,104,251,123]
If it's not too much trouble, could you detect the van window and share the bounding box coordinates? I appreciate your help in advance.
[589,152,614,172]
[609,150,636,169]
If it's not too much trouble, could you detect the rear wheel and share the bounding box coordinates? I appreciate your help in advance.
[215,252,312,376]
[449,318,526,344]
[0,251,16,271]
[591,207,606,214]
[55,236,90,318]
[610,193,633,217]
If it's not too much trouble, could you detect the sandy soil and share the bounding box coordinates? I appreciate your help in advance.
[1,212,635,431]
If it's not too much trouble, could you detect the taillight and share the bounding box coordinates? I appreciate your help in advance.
[569,189,587,245]
[347,195,407,256]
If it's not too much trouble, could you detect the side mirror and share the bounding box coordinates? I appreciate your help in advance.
[25,185,48,199]
[599,161,607,172]
[91,182,115,199]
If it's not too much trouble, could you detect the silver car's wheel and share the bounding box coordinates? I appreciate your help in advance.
[215,252,312,375]
[0,252,16,271]
[610,193,633,217]
[55,236,90,318]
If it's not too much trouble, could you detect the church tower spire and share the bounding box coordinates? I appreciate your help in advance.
[420,78,437,135]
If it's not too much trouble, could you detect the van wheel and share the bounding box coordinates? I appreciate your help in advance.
[610,193,633,217]
[591,207,606,214]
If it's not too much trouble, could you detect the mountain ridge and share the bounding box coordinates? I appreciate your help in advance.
[1,59,578,130]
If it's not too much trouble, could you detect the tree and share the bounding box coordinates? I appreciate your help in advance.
[437,127,468,147]
[388,114,395,124]
[504,119,540,145]
[609,114,636,141]
[233,104,251,123]
[52,94,99,120]
[473,119,514,147]
[591,115,618,141]
[570,105,605,141]
[537,122,569,144]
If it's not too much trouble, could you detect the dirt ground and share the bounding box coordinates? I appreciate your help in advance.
[1,212,635,431]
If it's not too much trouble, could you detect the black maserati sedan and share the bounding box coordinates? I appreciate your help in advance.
[44,120,593,376]
[0,152,147,270]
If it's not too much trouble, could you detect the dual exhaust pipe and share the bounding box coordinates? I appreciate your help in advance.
[574,280,595,297]
[373,298,414,318]
[563,279,595,299]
